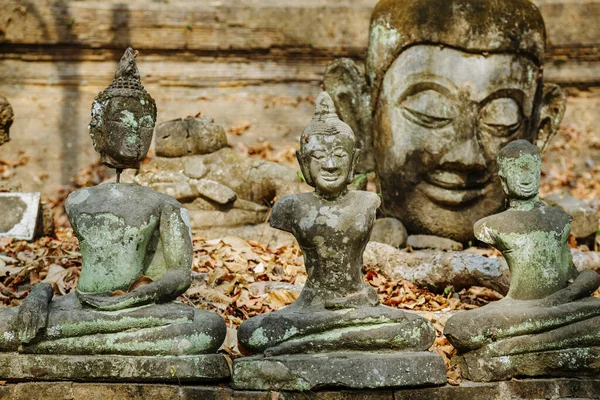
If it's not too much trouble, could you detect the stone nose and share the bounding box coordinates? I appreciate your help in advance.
[323,156,337,170]
[439,104,487,171]
[439,137,487,171]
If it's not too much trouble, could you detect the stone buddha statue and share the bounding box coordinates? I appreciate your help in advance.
[325,0,567,243]
[0,49,227,366]
[233,92,446,390]
[444,140,600,381]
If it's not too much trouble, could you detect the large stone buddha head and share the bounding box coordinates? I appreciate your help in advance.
[89,48,157,171]
[325,0,566,242]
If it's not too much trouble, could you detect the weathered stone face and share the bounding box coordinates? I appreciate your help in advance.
[89,47,157,171]
[91,96,155,170]
[373,45,540,241]
[304,134,353,198]
[498,151,541,200]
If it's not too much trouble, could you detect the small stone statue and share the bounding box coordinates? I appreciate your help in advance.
[444,140,600,381]
[325,0,567,243]
[0,49,228,381]
[0,94,14,146]
[233,92,446,391]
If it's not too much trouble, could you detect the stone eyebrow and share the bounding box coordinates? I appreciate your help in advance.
[479,88,526,108]
[398,79,455,103]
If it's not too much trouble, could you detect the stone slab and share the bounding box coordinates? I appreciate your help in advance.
[1,379,600,399]
[456,346,600,382]
[0,353,231,383]
[0,193,41,241]
[231,351,447,391]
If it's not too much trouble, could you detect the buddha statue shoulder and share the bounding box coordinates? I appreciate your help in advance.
[444,140,600,381]
[0,48,226,357]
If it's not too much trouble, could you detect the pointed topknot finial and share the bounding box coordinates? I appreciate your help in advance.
[115,47,140,80]
[95,48,146,101]
[312,92,339,123]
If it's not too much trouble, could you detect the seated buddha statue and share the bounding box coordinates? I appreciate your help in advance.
[234,93,445,390]
[0,48,226,357]
[444,140,600,381]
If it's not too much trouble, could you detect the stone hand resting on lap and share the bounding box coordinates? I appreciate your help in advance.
[0,48,225,356]
[237,92,435,356]
[444,140,600,381]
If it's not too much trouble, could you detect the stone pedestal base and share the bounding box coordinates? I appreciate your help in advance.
[0,353,230,382]
[457,347,600,382]
[232,351,446,391]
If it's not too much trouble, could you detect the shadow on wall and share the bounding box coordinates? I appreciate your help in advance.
[20,2,131,185]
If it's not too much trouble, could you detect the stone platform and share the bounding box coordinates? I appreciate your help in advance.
[457,346,600,382]
[232,352,447,391]
[0,353,230,383]
[1,379,600,399]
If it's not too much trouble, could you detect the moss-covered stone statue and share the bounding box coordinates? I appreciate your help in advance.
[0,94,14,146]
[325,0,566,243]
[0,48,229,382]
[232,92,446,391]
[444,140,600,381]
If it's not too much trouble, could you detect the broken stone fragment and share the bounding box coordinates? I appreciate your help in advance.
[155,117,228,157]
[0,192,42,241]
[195,179,237,204]
[370,217,408,248]
[407,234,463,251]
[544,193,598,239]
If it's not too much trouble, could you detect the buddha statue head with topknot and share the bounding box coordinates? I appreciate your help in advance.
[325,0,567,242]
[89,48,157,172]
[297,92,360,199]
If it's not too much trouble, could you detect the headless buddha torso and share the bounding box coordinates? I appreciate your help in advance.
[0,182,226,356]
[474,201,577,300]
[66,183,184,294]
[272,190,380,310]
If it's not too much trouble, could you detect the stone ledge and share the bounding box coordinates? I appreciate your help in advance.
[231,352,447,391]
[0,379,600,399]
[457,346,600,382]
[0,353,230,383]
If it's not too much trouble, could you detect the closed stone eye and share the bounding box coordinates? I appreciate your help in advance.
[402,107,453,129]
[400,89,457,129]
[479,98,523,137]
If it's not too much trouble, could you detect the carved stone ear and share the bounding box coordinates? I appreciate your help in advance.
[296,150,314,187]
[347,149,362,184]
[535,83,566,152]
[324,58,373,173]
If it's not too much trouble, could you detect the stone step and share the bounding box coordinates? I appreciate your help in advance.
[0,378,599,399]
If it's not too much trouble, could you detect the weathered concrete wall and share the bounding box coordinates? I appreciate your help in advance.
[0,0,599,194]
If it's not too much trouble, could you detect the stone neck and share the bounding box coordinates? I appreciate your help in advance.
[508,195,540,211]
[315,187,348,201]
